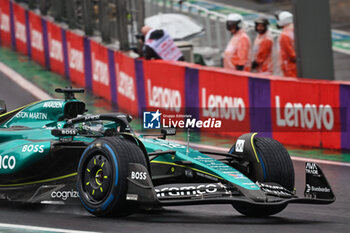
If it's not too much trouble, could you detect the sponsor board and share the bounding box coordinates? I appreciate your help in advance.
[28,11,45,66]
[46,20,65,75]
[13,2,27,55]
[66,30,85,87]
[143,60,185,115]
[199,69,250,135]
[270,80,341,149]
[0,0,11,47]
[115,52,139,115]
[90,40,111,101]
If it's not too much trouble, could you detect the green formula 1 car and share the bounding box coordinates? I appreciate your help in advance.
[0,88,335,217]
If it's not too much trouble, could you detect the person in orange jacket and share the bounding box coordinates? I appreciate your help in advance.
[251,17,273,74]
[275,11,297,77]
[224,13,251,71]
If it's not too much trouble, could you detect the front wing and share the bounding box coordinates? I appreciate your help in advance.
[126,162,335,208]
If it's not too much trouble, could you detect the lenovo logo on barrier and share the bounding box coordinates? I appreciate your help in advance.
[31,29,43,51]
[275,96,334,130]
[50,39,63,62]
[0,14,10,32]
[117,64,135,101]
[69,48,84,73]
[92,54,109,86]
[15,21,26,42]
[147,79,181,113]
[201,88,245,121]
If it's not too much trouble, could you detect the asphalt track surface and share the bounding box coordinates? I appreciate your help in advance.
[0,72,350,232]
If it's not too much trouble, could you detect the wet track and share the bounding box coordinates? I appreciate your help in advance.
[0,71,350,232]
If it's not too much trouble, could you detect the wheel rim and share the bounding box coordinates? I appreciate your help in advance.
[82,153,113,203]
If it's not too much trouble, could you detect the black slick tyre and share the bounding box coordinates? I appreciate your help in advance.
[232,137,294,217]
[77,137,147,217]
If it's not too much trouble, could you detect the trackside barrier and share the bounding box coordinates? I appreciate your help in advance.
[0,0,12,47]
[12,2,27,55]
[46,19,65,76]
[1,0,350,150]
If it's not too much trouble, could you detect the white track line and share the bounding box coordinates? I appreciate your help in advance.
[0,223,100,233]
[0,62,52,100]
[170,139,350,167]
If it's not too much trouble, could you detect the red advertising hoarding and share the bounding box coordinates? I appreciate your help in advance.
[198,69,250,135]
[90,40,111,101]
[270,79,341,149]
[28,11,45,66]
[115,52,139,116]
[143,60,186,116]
[0,0,11,47]
[66,30,85,87]
[13,2,27,55]
[46,20,65,75]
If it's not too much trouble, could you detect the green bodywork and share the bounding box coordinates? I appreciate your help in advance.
[0,99,259,190]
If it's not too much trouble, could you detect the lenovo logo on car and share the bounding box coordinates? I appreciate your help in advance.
[147,79,181,113]
[15,21,26,43]
[155,184,218,197]
[275,96,334,130]
[202,88,245,121]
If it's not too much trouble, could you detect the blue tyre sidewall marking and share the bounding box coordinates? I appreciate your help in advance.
[100,143,119,211]
[78,144,93,169]
[104,144,119,186]
[256,151,267,180]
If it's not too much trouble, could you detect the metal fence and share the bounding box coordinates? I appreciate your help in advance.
[14,0,145,50]
[145,0,232,52]
[145,0,282,69]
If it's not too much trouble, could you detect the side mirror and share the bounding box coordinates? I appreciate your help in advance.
[0,100,7,115]
[159,128,176,139]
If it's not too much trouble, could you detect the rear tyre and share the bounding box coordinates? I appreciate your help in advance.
[232,137,294,217]
[77,137,147,217]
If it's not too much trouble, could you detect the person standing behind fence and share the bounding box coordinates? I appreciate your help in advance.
[251,17,273,74]
[141,26,185,61]
[223,14,251,71]
[275,11,297,77]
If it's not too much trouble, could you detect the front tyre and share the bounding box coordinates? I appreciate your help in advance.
[232,136,294,217]
[77,137,147,216]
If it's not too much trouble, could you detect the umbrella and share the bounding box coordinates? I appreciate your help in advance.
[145,13,204,41]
